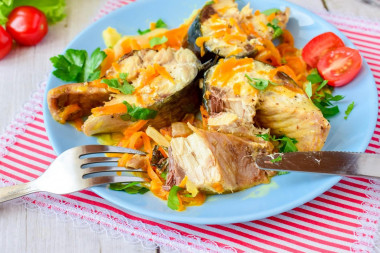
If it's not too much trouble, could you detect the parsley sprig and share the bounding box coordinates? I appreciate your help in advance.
[256,134,298,153]
[149,36,168,47]
[245,74,278,90]
[168,185,182,210]
[121,101,157,121]
[137,18,167,35]
[109,182,149,194]
[312,92,344,118]
[344,102,355,120]
[101,73,135,95]
[267,18,283,38]
[50,48,107,82]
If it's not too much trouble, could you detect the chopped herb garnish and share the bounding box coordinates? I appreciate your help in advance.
[277,171,289,175]
[137,28,151,35]
[305,82,313,99]
[344,101,355,120]
[256,134,298,153]
[101,73,135,95]
[267,18,283,38]
[312,92,344,118]
[138,19,168,35]
[121,101,158,121]
[271,155,282,163]
[168,185,182,210]
[306,69,324,84]
[316,80,328,92]
[50,47,106,82]
[149,36,168,47]
[245,74,278,90]
[262,8,281,15]
[160,171,168,180]
[205,0,215,6]
[109,182,149,194]
[155,19,167,28]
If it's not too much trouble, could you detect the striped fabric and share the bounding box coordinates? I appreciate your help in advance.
[0,1,380,252]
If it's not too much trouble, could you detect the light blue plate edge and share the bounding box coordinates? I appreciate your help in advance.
[42,0,378,224]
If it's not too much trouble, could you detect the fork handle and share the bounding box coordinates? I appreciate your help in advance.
[0,180,41,203]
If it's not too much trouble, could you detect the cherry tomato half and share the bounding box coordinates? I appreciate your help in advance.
[6,6,48,46]
[317,47,362,87]
[0,26,12,59]
[302,32,344,68]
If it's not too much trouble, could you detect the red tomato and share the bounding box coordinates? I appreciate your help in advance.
[6,6,48,46]
[302,32,344,68]
[0,26,12,59]
[317,47,362,87]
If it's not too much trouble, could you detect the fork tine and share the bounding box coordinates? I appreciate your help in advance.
[82,166,146,176]
[85,176,145,187]
[81,156,120,166]
[79,145,146,156]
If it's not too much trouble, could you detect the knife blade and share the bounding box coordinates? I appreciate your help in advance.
[256,151,380,179]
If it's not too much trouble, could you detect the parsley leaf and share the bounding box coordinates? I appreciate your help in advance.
[277,136,298,153]
[155,19,167,28]
[168,185,183,210]
[121,101,158,121]
[344,101,355,120]
[205,0,215,5]
[137,28,151,35]
[277,171,289,175]
[312,92,344,118]
[149,36,168,48]
[306,69,324,84]
[262,8,281,15]
[270,155,282,163]
[50,48,106,82]
[267,18,283,38]
[101,73,135,95]
[109,182,149,194]
[305,82,313,99]
[256,134,298,153]
[316,80,328,92]
[137,19,167,35]
[245,74,278,91]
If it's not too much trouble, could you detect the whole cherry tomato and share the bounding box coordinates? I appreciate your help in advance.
[317,47,362,87]
[0,26,12,59]
[6,6,48,46]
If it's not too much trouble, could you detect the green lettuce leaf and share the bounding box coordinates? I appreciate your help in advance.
[0,0,66,25]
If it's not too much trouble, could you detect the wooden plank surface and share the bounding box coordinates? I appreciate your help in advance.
[0,0,379,252]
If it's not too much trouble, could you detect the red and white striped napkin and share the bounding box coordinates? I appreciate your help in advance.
[1,1,380,252]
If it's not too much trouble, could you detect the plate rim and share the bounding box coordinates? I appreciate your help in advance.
[42,0,378,224]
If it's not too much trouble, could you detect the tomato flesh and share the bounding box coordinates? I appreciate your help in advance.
[0,26,12,59]
[6,6,48,46]
[317,47,362,87]
[302,32,344,68]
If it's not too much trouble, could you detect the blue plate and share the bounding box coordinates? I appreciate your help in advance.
[43,0,378,224]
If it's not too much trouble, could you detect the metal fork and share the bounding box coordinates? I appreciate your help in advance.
[0,145,146,203]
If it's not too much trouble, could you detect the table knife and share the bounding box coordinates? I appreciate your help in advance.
[256,151,380,179]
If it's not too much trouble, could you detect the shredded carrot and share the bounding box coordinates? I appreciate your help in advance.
[58,104,81,124]
[154,64,174,83]
[177,193,185,211]
[211,58,253,87]
[254,10,261,16]
[270,65,298,84]
[100,48,115,76]
[200,105,209,129]
[159,126,172,137]
[195,36,210,57]
[91,103,127,116]
[267,12,276,22]
[123,120,148,136]
[158,146,168,158]
[178,177,188,188]
[149,22,156,30]
[118,153,133,167]
[182,113,195,124]
[141,132,153,159]
[255,39,282,66]
[72,118,83,131]
[281,29,294,46]
[212,182,224,193]
[140,65,159,87]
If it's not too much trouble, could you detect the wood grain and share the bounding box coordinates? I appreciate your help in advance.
[0,0,379,252]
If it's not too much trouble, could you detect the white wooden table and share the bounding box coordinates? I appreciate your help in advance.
[0,0,378,252]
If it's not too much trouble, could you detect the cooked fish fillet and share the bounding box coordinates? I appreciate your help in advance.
[47,83,111,123]
[167,126,273,193]
[203,58,330,151]
[82,47,201,135]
